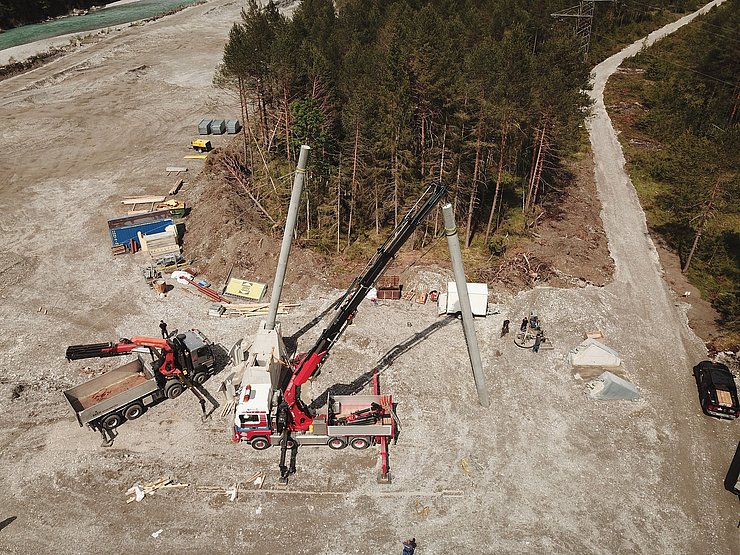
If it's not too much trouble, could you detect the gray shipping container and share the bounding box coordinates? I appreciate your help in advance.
[226,119,242,134]
[198,119,212,135]
[211,119,226,135]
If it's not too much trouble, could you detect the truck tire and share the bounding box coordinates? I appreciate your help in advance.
[164,380,184,399]
[192,371,208,385]
[350,436,371,450]
[124,403,145,420]
[101,413,123,430]
[327,437,347,450]
[250,436,270,450]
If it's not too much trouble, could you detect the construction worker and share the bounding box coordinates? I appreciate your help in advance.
[520,317,528,332]
[402,538,417,555]
[159,320,169,339]
[532,330,544,353]
[500,319,510,337]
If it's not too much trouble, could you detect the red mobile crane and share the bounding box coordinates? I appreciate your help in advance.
[232,182,447,482]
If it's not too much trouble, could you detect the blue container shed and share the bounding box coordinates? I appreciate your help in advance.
[108,212,174,247]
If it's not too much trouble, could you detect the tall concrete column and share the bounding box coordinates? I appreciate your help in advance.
[441,203,490,407]
[266,145,310,330]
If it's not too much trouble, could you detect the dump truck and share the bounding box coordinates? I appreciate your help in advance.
[64,329,215,442]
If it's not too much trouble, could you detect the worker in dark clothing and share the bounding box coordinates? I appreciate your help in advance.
[532,330,544,353]
[402,538,417,555]
[159,320,168,339]
[520,317,528,332]
[500,319,510,337]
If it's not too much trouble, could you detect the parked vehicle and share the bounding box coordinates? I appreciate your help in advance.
[190,138,212,152]
[692,360,739,420]
[231,183,446,483]
[64,330,215,442]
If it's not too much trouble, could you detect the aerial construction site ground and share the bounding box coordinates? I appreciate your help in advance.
[0,1,737,553]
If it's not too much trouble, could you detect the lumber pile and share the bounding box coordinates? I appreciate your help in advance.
[138,229,180,260]
[219,302,299,317]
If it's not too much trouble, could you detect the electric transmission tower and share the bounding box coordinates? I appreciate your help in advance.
[551,1,615,59]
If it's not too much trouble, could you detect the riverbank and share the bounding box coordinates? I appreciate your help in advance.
[0,0,197,65]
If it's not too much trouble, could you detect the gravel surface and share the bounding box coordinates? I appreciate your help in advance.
[0,1,737,554]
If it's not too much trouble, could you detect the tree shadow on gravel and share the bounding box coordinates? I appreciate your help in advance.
[309,316,456,411]
[0,516,17,532]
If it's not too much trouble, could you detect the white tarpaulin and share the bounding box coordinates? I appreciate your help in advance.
[587,371,640,401]
[568,338,622,367]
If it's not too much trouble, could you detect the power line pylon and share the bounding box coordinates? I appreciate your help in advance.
[551,1,615,59]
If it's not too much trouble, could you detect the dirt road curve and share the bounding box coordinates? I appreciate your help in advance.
[0,1,737,554]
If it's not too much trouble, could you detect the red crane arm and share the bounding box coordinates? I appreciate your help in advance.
[65,336,180,376]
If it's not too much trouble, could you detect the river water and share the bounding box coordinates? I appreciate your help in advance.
[0,0,199,52]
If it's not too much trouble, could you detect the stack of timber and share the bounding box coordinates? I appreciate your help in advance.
[138,229,180,260]
[121,196,167,215]
[219,302,299,317]
[111,244,127,256]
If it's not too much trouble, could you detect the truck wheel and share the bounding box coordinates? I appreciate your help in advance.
[251,436,270,450]
[192,372,208,385]
[350,436,371,450]
[124,403,145,420]
[164,380,184,399]
[328,437,347,450]
[101,413,123,430]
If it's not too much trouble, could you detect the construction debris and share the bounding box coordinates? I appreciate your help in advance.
[111,244,127,256]
[125,477,189,503]
[183,276,230,303]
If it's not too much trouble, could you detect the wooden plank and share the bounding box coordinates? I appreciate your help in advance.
[169,179,184,195]
[717,389,733,407]
[166,166,188,173]
[184,155,207,159]
[122,196,166,205]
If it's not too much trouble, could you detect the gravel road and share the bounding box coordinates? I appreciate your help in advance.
[0,1,736,554]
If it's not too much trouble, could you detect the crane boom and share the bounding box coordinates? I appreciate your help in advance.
[282,182,447,430]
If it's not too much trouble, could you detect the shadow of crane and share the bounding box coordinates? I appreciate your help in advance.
[283,296,342,358]
[309,315,456,411]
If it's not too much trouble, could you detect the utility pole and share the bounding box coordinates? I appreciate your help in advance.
[551,1,615,59]
[442,203,490,408]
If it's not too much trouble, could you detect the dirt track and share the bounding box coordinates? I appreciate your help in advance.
[0,1,737,554]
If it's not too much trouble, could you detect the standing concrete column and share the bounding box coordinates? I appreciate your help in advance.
[266,145,310,330]
[442,203,490,407]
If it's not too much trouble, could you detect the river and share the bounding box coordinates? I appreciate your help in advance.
[0,0,200,52]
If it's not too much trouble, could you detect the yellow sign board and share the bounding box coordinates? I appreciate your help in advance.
[225,278,267,301]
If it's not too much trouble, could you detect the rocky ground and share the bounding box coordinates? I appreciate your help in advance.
[0,1,737,554]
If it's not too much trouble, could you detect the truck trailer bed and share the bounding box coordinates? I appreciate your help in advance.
[64,359,159,426]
